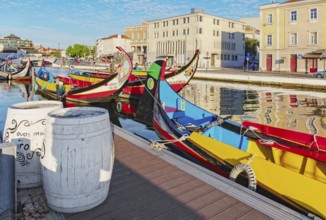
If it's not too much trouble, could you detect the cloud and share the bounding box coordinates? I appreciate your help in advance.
[0,0,271,48]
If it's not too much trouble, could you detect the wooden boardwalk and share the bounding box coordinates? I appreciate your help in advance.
[64,126,308,220]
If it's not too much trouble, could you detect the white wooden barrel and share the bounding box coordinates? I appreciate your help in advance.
[2,101,63,188]
[41,107,114,213]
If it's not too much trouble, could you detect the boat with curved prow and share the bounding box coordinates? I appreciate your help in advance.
[35,47,133,104]
[0,58,33,81]
[143,59,326,219]
[68,49,200,100]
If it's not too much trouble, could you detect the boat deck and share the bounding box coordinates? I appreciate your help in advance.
[64,126,307,220]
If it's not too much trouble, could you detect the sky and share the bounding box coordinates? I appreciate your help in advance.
[0,0,272,49]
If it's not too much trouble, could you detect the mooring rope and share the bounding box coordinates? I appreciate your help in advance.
[240,125,324,154]
[149,134,189,153]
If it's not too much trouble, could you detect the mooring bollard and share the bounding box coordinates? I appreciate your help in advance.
[0,141,16,219]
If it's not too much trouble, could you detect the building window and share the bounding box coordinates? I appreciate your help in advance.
[213,30,215,36]
[266,14,272,24]
[310,32,318,45]
[267,35,272,46]
[310,8,317,20]
[183,17,189,24]
[172,30,175,36]
[216,31,219,36]
[213,19,215,24]
[199,28,202,34]
[216,19,219,25]
[199,16,203,22]
[289,33,297,46]
[290,10,297,22]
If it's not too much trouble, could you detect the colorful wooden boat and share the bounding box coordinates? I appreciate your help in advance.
[35,47,132,104]
[68,49,200,98]
[69,69,112,79]
[146,60,326,219]
[0,59,33,81]
[114,98,138,119]
[241,121,326,163]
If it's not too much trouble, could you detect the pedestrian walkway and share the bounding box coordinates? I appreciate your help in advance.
[63,126,309,220]
[195,68,326,91]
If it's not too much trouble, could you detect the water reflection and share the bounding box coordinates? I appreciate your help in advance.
[180,80,326,137]
[1,70,325,138]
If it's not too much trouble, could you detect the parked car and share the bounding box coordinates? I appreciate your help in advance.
[313,70,326,78]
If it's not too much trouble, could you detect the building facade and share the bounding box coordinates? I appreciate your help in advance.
[96,34,131,59]
[260,0,326,73]
[0,34,33,51]
[125,22,148,65]
[240,17,261,41]
[141,8,245,68]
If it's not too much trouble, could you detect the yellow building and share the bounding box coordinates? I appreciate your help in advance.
[124,22,148,66]
[260,0,326,73]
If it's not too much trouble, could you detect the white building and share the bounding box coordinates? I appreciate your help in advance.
[146,8,245,68]
[96,34,131,58]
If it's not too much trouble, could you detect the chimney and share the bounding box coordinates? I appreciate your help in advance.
[191,8,204,14]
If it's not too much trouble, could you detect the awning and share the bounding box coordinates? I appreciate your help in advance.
[303,49,326,59]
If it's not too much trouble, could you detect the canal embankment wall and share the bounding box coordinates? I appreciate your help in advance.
[194,69,326,91]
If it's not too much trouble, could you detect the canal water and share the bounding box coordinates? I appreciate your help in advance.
[1,68,325,140]
[1,67,325,217]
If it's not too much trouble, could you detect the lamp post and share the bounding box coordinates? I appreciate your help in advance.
[204,52,210,72]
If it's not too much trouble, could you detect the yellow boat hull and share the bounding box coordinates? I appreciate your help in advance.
[35,77,72,93]
[188,132,326,219]
[68,73,104,83]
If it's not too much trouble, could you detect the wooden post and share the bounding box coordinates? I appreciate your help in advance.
[55,78,60,100]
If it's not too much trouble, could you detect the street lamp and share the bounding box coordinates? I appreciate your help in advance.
[203,52,210,72]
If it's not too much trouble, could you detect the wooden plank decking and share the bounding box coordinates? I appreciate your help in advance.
[64,126,309,220]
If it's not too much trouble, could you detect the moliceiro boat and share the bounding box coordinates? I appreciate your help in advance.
[68,49,200,98]
[143,60,326,219]
[35,47,132,104]
[0,59,33,81]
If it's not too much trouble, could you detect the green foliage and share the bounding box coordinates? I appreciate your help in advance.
[245,38,259,57]
[65,44,90,58]
[51,51,61,58]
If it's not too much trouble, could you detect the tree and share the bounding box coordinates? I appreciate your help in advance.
[65,44,90,58]
[66,46,73,57]
[51,51,61,58]
[245,38,259,58]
